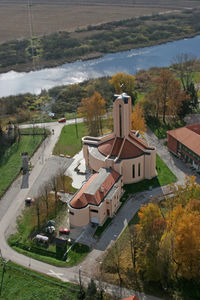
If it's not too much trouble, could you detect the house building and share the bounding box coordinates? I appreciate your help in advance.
[69,168,122,227]
[68,93,156,227]
[167,123,200,170]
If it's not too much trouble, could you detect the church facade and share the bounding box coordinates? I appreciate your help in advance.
[68,93,156,227]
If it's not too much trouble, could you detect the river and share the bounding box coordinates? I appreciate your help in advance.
[1,35,200,98]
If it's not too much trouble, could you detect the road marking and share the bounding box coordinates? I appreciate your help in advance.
[47,269,64,279]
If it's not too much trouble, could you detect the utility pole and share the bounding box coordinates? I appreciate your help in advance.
[0,251,6,297]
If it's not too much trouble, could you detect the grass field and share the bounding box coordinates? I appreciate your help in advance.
[0,135,44,198]
[0,261,79,300]
[0,0,192,45]
[53,123,88,157]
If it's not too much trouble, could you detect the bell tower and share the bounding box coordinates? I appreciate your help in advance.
[113,93,132,138]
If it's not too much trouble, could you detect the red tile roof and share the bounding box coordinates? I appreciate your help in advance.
[187,123,200,135]
[70,169,120,209]
[98,134,147,159]
[121,296,139,300]
[167,123,200,156]
[120,139,144,158]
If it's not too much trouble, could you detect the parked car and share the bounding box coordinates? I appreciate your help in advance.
[25,197,35,207]
[58,118,66,123]
[35,234,49,245]
[59,228,70,235]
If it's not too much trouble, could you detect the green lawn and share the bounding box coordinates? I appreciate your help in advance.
[53,123,88,157]
[0,261,79,300]
[0,135,44,197]
[10,242,90,268]
[122,154,176,200]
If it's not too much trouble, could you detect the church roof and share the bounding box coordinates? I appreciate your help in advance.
[70,168,120,209]
[98,133,150,159]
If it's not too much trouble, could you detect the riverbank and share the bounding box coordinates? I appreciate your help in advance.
[1,9,200,74]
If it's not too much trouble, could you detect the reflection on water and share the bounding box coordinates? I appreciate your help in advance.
[0,35,200,97]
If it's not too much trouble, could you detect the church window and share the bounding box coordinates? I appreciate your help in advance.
[138,163,141,177]
[132,164,135,178]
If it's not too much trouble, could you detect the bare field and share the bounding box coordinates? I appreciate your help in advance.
[1,0,200,44]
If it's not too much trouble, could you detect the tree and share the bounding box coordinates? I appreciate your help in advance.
[40,182,50,219]
[78,92,106,136]
[109,72,137,103]
[147,70,189,122]
[131,103,146,133]
[103,241,124,287]
[135,203,166,282]
[172,53,196,91]
[50,175,59,213]
[85,279,97,299]
[173,211,200,280]
[172,53,198,114]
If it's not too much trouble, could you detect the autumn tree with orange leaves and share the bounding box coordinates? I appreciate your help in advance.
[134,176,200,287]
[142,69,189,123]
[131,103,146,133]
[78,91,106,136]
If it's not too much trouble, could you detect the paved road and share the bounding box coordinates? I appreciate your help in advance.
[0,123,196,300]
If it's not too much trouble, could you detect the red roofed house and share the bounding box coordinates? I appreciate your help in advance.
[69,93,156,227]
[69,168,122,226]
[167,123,200,170]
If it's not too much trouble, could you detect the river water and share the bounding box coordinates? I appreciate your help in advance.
[1,35,200,98]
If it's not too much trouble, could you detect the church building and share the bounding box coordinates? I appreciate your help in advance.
[68,93,156,227]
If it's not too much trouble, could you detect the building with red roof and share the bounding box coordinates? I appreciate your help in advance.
[69,168,122,226]
[82,93,156,184]
[167,123,200,170]
[69,93,156,227]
